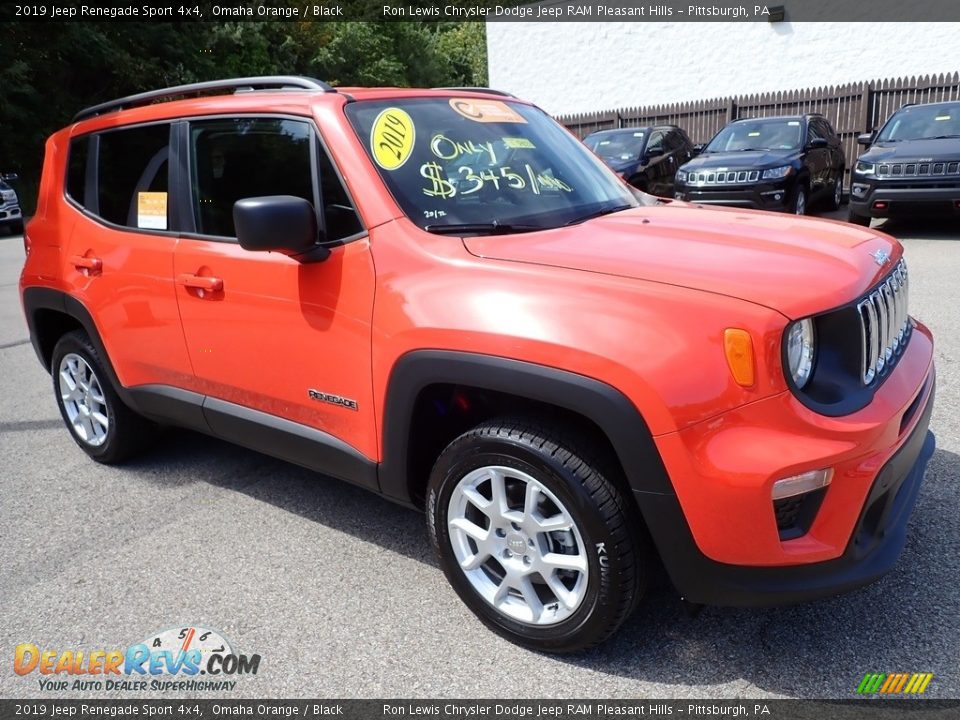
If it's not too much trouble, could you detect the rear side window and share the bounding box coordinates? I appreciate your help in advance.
[97,124,170,229]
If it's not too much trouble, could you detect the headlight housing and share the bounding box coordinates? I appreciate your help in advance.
[762,165,793,180]
[854,161,875,175]
[676,170,687,182]
[785,318,816,389]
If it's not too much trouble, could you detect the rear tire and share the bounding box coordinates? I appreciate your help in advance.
[427,417,648,653]
[51,330,156,464]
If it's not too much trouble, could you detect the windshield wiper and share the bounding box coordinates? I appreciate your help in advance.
[930,134,960,139]
[423,222,542,235]
[565,203,634,226]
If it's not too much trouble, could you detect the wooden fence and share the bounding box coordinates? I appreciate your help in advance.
[557,72,960,186]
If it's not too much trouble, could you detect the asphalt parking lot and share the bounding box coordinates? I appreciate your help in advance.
[1,209,958,700]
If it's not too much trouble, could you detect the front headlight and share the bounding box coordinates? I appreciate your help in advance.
[785,318,816,389]
[854,161,875,175]
[676,170,687,182]
[762,165,793,180]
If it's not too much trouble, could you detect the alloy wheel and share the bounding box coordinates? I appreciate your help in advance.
[58,352,109,447]
[447,465,589,625]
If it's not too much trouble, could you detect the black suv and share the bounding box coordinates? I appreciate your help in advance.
[674,114,845,215]
[0,173,23,234]
[849,101,960,226]
[583,125,694,198]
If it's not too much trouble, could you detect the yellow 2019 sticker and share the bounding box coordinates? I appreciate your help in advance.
[371,108,415,170]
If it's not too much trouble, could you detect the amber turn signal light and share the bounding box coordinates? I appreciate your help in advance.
[724,328,755,387]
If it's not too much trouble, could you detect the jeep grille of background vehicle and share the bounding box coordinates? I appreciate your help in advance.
[686,170,760,185]
[857,259,910,385]
[876,161,960,177]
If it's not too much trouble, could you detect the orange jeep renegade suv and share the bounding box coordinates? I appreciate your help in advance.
[20,77,936,652]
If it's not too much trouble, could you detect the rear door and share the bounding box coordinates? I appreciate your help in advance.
[171,115,379,470]
[63,123,193,389]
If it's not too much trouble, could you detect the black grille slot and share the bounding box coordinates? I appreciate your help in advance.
[774,488,827,541]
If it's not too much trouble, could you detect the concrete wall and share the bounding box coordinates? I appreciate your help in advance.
[486,22,960,115]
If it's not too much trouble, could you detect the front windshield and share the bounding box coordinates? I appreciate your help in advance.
[584,131,647,162]
[345,97,638,231]
[705,119,802,152]
[876,103,960,141]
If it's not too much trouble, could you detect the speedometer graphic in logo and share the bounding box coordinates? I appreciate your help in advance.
[142,626,233,672]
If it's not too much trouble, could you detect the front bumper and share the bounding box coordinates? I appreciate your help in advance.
[0,199,21,225]
[641,321,936,606]
[674,178,795,211]
[850,179,960,218]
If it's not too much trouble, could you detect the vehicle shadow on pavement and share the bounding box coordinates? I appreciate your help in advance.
[123,429,958,696]
[875,218,960,241]
[125,427,435,566]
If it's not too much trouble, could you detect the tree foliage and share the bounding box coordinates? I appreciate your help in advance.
[0,21,489,211]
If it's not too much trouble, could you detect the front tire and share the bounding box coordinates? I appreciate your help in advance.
[51,330,156,463]
[828,172,844,210]
[791,184,808,215]
[427,418,647,653]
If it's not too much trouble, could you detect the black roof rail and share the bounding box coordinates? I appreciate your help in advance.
[432,86,516,98]
[73,76,335,123]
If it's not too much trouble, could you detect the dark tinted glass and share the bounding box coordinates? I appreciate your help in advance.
[66,136,89,205]
[189,118,314,238]
[97,124,170,228]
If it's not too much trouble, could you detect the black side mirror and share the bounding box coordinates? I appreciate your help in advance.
[692,144,705,155]
[233,196,329,263]
[857,132,875,146]
[645,147,664,159]
[806,137,829,150]
[2,173,18,183]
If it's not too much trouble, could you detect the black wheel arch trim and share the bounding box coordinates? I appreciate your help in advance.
[378,350,676,504]
[22,287,136,407]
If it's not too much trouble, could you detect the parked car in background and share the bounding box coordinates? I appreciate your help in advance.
[583,126,694,197]
[674,114,845,215]
[0,173,23,234]
[848,100,960,226]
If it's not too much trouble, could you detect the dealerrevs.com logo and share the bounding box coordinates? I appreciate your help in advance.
[14,626,261,692]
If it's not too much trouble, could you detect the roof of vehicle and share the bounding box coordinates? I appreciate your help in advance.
[730,113,822,123]
[71,76,526,127]
[584,125,679,136]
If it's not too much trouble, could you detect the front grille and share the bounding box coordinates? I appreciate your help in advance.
[857,259,910,385]
[686,169,760,186]
[876,161,960,178]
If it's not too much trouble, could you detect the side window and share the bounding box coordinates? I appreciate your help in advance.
[646,131,665,155]
[189,117,362,241]
[819,119,839,143]
[66,136,89,206]
[806,119,826,144]
[97,124,170,229]
[316,141,363,240]
[663,131,683,151]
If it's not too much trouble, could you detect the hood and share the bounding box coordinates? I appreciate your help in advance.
[861,137,960,163]
[463,205,899,319]
[683,150,797,171]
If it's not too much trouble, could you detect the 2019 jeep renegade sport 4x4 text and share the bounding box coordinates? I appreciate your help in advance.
[20,77,936,653]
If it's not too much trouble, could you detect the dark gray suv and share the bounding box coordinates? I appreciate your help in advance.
[0,173,23,234]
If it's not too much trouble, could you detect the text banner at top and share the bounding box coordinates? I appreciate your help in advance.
[4,0,960,22]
